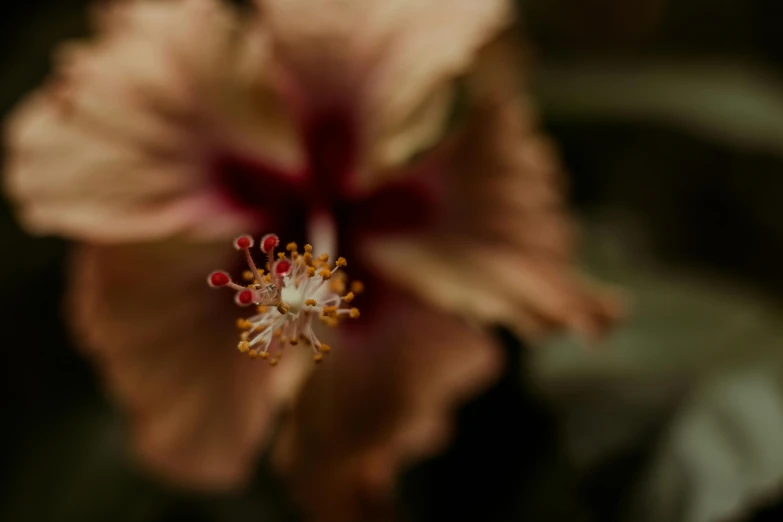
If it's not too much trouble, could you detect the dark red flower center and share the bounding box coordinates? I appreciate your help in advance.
[211,109,442,322]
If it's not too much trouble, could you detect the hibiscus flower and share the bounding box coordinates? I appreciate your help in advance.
[3,0,621,515]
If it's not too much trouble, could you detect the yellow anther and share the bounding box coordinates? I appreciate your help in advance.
[280,336,288,344]
[256,305,269,313]
[242,270,255,281]
[318,253,329,262]
[273,328,282,337]
[304,244,313,253]
[305,299,317,306]
[238,341,250,353]
[335,257,347,267]
[330,279,346,294]
[240,331,249,341]
[277,252,286,259]
[277,303,290,314]
[286,242,297,252]
[319,344,331,354]
[322,305,338,317]
[343,292,355,303]
[306,266,316,277]
[263,273,272,284]
[237,318,252,330]
[289,338,299,346]
[350,280,365,294]
[269,358,279,366]
[324,317,339,327]
[249,351,260,359]
[349,308,360,319]
[303,252,314,265]
[313,353,324,363]
[319,268,331,280]
[260,352,269,359]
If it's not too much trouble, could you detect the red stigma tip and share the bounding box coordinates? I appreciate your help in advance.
[235,289,255,306]
[261,233,280,253]
[208,271,230,288]
[274,259,292,276]
[234,235,254,250]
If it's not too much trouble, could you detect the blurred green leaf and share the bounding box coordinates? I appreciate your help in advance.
[630,361,783,522]
[536,59,783,156]
[528,217,783,520]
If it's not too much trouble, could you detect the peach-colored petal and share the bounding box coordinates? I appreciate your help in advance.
[359,0,514,182]
[68,241,311,489]
[258,0,513,188]
[444,37,574,254]
[365,37,624,341]
[272,297,502,522]
[365,239,621,342]
[4,0,300,243]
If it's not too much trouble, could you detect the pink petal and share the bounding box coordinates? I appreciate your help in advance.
[4,0,300,243]
[359,0,514,181]
[257,0,513,189]
[68,242,311,489]
[366,239,622,342]
[272,296,501,521]
[443,39,575,253]
[364,38,624,342]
